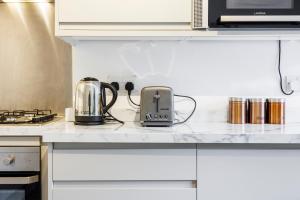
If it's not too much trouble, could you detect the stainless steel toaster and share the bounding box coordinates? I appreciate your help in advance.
[140,86,174,127]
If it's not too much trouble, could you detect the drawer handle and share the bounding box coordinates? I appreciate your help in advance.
[0,175,39,185]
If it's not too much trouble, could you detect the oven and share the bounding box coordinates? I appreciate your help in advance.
[0,147,40,200]
[208,0,300,28]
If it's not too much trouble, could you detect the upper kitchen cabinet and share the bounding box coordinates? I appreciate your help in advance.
[55,0,300,41]
[55,0,209,40]
[58,0,190,25]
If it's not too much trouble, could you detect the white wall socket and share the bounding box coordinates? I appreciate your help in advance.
[285,75,300,92]
[106,74,138,94]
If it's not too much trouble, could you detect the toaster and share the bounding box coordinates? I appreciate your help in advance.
[140,86,174,127]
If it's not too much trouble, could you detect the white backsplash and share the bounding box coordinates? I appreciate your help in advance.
[72,40,300,122]
[73,40,300,96]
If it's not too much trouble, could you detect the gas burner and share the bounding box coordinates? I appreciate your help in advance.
[0,109,57,125]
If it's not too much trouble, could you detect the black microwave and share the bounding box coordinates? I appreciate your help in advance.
[208,0,300,28]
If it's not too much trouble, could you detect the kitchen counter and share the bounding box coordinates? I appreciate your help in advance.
[1,120,300,144]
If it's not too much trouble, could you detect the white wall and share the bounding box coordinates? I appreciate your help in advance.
[73,40,300,96]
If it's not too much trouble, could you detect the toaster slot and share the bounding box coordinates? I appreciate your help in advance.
[153,91,160,113]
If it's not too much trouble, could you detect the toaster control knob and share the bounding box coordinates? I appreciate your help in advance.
[3,155,15,166]
[146,113,152,120]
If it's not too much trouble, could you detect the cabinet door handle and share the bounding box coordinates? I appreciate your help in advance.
[220,15,300,22]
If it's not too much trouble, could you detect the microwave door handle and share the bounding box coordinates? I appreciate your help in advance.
[0,175,39,185]
[220,15,300,22]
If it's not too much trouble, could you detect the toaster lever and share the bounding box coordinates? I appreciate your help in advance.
[153,91,160,113]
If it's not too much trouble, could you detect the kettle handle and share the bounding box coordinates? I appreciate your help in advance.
[101,82,118,114]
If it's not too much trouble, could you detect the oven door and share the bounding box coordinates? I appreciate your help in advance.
[0,172,40,200]
[209,0,300,28]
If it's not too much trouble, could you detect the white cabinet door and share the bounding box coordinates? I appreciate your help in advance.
[197,149,300,200]
[53,148,196,181]
[58,0,191,23]
[53,188,196,200]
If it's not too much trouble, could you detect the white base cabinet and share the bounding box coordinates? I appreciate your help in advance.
[48,144,300,200]
[49,144,197,200]
[197,148,300,200]
[53,148,196,181]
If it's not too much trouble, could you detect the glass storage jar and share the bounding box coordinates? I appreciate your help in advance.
[228,97,247,124]
[248,98,265,124]
[266,98,285,124]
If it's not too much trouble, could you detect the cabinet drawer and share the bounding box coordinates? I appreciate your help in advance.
[53,188,196,200]
[197,149,300,200]
[58,0,191,23]
[53,149,196,181]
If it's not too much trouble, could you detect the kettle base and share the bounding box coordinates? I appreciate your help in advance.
[75,121,105,126]
[75,116,105,126]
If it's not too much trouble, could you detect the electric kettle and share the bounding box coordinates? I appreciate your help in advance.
[74,77,118,125]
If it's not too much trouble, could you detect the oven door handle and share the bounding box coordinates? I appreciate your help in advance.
[0,175,39,185]
[220,15,300,22]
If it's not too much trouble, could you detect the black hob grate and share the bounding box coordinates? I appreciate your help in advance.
[0,109,57,124]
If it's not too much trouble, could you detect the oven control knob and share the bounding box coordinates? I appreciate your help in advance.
[3,155,15,166]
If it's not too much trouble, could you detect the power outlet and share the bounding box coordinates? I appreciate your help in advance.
[107,75,138,94]
[285,75,300,92]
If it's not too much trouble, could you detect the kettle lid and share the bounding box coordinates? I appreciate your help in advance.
[81,77,99,82]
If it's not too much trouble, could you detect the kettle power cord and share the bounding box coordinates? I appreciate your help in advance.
[173,94,197,125]
[105,111,125,124]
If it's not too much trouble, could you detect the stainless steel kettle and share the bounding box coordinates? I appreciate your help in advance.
[74,77,118,125]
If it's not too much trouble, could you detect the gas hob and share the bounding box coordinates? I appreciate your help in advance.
[0,109,57,125]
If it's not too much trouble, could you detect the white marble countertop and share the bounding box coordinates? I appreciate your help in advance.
[1,119,300,144]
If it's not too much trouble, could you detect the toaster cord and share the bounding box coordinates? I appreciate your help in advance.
[128,91,140,107]
[173,94,197,125]
[125,82,141,106]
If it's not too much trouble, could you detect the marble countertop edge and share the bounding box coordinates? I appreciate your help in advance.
[1,120,300,144]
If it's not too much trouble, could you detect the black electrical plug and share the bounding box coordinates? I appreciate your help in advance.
[125,82,134,95]
[125,82,140,106]
[111,82,120,91]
